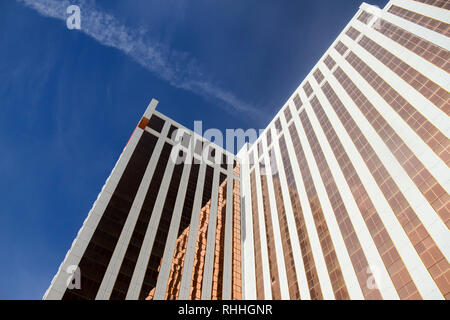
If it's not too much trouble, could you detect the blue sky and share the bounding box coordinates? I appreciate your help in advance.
[0,0,387,299]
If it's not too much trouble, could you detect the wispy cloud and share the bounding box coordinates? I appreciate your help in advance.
[17,0,259,115]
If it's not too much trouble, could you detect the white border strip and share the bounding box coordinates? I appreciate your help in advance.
[222,172,235,300]
[237,145,257,300]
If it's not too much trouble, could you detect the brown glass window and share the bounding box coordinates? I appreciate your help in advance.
[266,127,272,147]
[357,35,449,116]
[372,16,450,72]
[221,153,228,170]
[357,11,373,24]
[110,141,173,299]
[404,0,450,10]
[258,158,282,299]
[208,146,216,162]
[334,41,348,56]
[275,118,282,134]
[167,124,178,140]
[284,107,292,123]
[345,26,361,40]
[278,135,323,299]
[293,94,303,110]
[313,68,325,84]
[291,114,350,300]
[147,115,165,133]
[331,67,448,298]
[249,170,265,299]
[211,173,228,299]
[257,141,263,158]
[303,81,314,97]
[388,5,450,37]
[189,165,215,299]
[344,49,449,165]
[306,94,385,299]
[64,132,159,300]
[180,132,191,148]
[324,55,336,70]
[194,140,203,156]
[268,149,300,299]
[190,170,227,299]
[139,150,187,299]
[231,178,242,299]
[249,150,255,168]
[163,163,201,300]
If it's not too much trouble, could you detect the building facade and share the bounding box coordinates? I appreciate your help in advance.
[43,100,242,300]
[44,0,449,300]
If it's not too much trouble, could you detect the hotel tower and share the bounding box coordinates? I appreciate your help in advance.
[44,0,449,300]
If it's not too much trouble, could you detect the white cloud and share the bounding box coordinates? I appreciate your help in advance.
[17,0,259,115]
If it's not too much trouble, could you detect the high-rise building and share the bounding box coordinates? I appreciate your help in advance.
[44,0,449,300]
[43,99,242,300]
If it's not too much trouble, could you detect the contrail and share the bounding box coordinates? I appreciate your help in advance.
[17,0,260,116]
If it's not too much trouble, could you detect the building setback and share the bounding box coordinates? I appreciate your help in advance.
[44,0,449,300]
